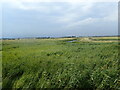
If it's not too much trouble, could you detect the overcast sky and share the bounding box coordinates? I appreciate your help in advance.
[1,0,118,38]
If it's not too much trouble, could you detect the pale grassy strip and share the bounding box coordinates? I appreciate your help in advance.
[77,37,119,43]
[92,36,119,39]
[91,41,119,43]
[2,38,77,42]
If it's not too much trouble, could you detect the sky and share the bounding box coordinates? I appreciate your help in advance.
[1,0,119,38]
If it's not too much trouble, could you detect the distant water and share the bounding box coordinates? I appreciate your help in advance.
[67,40,77,42]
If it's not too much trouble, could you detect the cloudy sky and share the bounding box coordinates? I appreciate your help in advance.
[1,0,118,38]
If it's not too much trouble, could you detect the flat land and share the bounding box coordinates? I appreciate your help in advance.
[1,37,120,89]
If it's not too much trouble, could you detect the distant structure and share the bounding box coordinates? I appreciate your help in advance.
[61,36,76,38]
[35,37,51,39]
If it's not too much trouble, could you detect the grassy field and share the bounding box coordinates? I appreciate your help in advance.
[0,61,1,89]
[2,37,120,89]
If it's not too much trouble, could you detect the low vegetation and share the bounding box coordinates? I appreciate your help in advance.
[2,37,120,89]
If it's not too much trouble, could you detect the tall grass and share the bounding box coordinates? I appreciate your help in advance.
[2,38,120,89]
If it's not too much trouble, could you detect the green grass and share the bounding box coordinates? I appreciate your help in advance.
[2,38,120,89]
[0,40,2,89]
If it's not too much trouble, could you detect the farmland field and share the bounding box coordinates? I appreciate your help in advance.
[1,37,120,89]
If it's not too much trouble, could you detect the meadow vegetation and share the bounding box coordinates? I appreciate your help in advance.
[0,40,2,89]
[2,37,120,89]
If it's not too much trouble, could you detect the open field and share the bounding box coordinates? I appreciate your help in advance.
[2,37,120,89]
[0,40,2,89]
